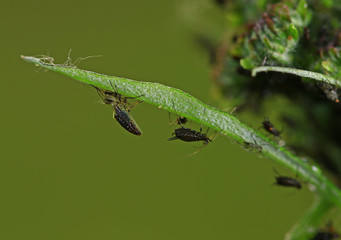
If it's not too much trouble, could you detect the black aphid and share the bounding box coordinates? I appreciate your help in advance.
[113,104,142,136]
[312,222,339,240]
[169,127,212,145]
[262,120,281,137]
[168,102,212,145]
[93,81,142,136]
[319,83,340,103]
[273,169,302,189]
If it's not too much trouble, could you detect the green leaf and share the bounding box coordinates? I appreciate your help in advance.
[252,66,341,88]
[240,57,256,70]
[22,55,341,213]
[287,24,299,41]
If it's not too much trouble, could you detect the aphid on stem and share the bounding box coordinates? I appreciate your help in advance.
[273,168,302,189]
[318,82,340,104]
[312,222,339,240]
[168,101,219,156]
[168,104,212,145]
[92,81,143,136]
[262,119,282,137]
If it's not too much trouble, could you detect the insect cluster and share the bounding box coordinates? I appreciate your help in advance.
[92,83,338,237]
[93,83,303,189]
[93,82,142,136]
[312,222,339,240]
[93,82,212,148]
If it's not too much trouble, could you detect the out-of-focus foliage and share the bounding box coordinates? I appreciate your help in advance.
[236,0,312,70]
[188,0,341,192]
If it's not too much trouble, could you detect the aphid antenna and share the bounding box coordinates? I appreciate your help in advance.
[110,80,144,99]
[293,164,308,185]
[273,167,282,177]
[126,99,143,112]
[229,106,238,115]
[207,127,222,144]
[110,80,144,109]
[92,85,106,101]
[167,112,173,125]
[210,131,219,142]
[185,145,207,157]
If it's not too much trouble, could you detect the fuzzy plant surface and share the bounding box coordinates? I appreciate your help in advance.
[22,53,340,239]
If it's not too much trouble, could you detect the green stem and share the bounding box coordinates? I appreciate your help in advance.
[22,55,341,209]
[252,66,341,88]
[285,196,333,240]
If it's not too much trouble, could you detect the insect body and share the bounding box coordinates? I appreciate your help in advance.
[93,82,142,136]
[312,222,339,240]
[273,169,302,189]
[114,105,142,136]
[319,83,340,103]
[168,102,212,146]
[275,176,302,189]
[262,120,281,137]
[168,127,211,145]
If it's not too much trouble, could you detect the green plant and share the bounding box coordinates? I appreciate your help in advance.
[21,0,341,238]
[22,53,340,239]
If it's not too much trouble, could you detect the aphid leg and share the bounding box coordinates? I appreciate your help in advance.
[168,136,179,141]
[168,112,173,124]
[109,80,117,92]
[273,168,282,177]
[199,108,207,133]
[93,85,105,101]
[229,107,238,115]
[171,100,185,128]
[126,100,143,112]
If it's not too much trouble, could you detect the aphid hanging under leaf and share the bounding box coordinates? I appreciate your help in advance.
[244,136,262,153]
[273,168,302,189]
[312,222,339,240]
[92,82,143,136]
[113,104,142,136]
[168,101,212,146]
[169,127,212,145]
[262,120,281,137]
[319,83,340,103]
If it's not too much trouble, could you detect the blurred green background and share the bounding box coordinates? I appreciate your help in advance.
[0,0,328,239]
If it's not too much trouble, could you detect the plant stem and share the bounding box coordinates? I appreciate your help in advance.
[285,196,333,240]
[22,55,341,209]
[252,66,341,88]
